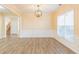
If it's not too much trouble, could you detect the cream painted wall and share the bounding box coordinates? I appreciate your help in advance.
[20,13,53,37]
[22,13,51,29]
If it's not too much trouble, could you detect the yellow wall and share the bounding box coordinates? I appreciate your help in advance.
[50,12,57,31]
[51,4,79,36]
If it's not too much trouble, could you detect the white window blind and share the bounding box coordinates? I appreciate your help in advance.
[57,10,74,42]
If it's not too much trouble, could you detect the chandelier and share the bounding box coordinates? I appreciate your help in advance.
[35,5,42,17]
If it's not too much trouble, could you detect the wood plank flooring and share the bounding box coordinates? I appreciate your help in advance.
[0,37,75,54]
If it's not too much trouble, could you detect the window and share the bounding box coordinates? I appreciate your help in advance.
[57,10,74,42]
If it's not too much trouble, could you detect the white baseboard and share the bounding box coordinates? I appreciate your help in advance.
[19,29,54,38]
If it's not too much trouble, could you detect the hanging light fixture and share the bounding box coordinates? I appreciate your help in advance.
[35,5,42,17]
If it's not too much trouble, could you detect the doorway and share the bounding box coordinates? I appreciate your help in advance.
[4,16,20,38]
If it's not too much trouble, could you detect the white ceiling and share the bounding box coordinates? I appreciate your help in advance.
[13,4,60,13]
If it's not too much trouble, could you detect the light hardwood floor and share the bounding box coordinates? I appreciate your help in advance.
[0,37,75,54]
